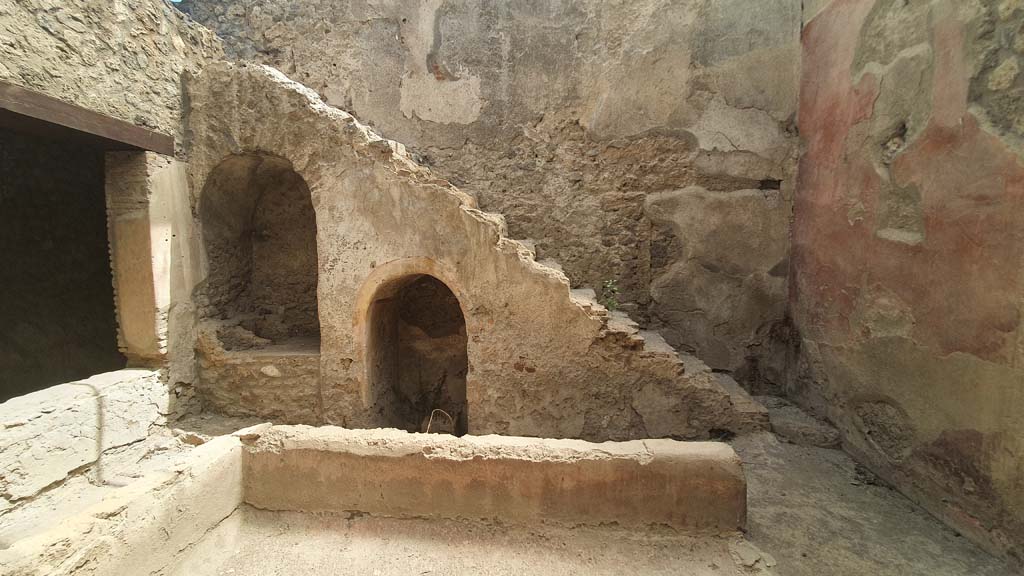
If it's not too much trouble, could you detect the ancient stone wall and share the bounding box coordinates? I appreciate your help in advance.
[792,0,1024,562]
[0,0,222,145]
[185,62,763,441]
[0,129,125,400]
[178,0,802,388]
[0,0,224,405]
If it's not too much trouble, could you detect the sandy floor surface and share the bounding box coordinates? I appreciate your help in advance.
[734,432,1014,575]
[168,506,775,576]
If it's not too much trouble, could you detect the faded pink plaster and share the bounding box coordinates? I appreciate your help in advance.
[794,0,1024,362]
[792,0,879,341]
[793,0,1024,562]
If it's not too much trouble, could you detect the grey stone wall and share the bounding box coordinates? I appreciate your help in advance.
[178,0,802,387]
[0,0,222,145]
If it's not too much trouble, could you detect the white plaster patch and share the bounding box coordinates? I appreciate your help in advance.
[397,0,483,125]
[691,97,785,159]
[399,74,483,124]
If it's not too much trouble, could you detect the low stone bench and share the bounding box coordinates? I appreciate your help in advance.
[243,425,746,533]
[1,425,747,575]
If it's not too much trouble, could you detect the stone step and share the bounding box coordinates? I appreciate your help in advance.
[570,287,598,302]
[754,395,841,448]
[638,330,677,355]
[712,373,770,435]
[536,258,564,273]
[569,287,608,317]
[571,290,768,436]
[606,310,639,335]
[511,238,536,258]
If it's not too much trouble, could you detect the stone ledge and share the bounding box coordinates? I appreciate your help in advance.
[244,425,747,534]
[0,435,243,576]
[0,369,167,501]
[0,425,746,575]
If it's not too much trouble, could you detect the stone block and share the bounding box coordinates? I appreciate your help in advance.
[0,370,166,500]
[243,425,747,533]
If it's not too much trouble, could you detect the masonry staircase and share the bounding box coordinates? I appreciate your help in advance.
[187,62,768,439]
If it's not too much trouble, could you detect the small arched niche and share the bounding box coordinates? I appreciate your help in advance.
[198,153,319,350]
[366,274,468,435]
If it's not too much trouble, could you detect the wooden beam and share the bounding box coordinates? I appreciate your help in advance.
[0,80,174,155]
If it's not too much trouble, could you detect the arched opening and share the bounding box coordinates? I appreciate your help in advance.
[198,153,319,350]
[367,275,468,435]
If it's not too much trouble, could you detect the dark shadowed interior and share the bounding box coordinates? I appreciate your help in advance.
[0,128,125,401]
[367,274,468,435]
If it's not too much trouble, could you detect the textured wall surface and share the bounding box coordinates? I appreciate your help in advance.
[0,0,222,401]
[185,63,765,441]
[792,0,1024,562]
[0,370,164,506]
[179,0,802,386]
[198,154,320,342]
[0,129,125,400]
[0,0,222,143]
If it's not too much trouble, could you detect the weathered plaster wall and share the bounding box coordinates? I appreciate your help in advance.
[0,129,125,401]
[179,0,802,386]
[0,370,166,516]
[0,0,221,144]
[792,0,1024,562]
[185,62,764,441]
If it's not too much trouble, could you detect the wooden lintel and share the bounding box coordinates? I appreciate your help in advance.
[0,80,175,156]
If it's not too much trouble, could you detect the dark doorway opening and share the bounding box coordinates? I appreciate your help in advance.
[367,275,468,435]
[0,128,125,401]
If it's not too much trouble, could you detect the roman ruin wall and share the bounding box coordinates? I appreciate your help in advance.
[0,0,1022,569]
[184,62,764,440]
[0,0,222,146]
[178,0,803,391]
[793,0,1024,561]
[0,0,223,531]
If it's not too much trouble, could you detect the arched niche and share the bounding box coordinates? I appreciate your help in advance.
[365,274,468,435]
[197,153,319,349]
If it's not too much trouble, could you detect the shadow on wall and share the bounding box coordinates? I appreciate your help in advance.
[196,153,320,350]
[365,274,469,436]
[69,382,120,488]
